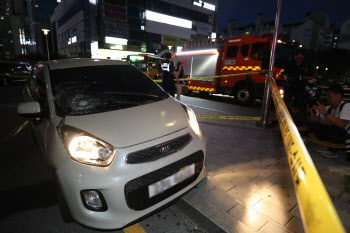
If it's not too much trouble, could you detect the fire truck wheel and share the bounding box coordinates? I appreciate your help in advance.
[234,84,255,105]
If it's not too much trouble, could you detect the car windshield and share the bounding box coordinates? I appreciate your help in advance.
[50,65,168,116]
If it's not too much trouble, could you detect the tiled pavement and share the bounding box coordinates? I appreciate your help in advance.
[182,106,350,233]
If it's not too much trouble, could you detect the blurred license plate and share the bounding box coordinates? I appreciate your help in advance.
[148,164,195,198]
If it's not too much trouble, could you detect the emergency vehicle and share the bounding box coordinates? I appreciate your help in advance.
[175,35,296,105]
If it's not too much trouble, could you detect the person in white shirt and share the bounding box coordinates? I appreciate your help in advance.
[310,83,350,161]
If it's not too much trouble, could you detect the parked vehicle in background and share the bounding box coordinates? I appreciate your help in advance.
[0,61,31,86]
[127,54,164,80]
[175,35,297,105]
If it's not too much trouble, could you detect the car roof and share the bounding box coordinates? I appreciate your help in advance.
[46,58,129,70]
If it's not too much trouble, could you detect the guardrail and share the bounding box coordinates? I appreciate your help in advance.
[270,77,345,233]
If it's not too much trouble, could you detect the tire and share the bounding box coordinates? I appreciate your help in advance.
[234,84,255,106]
[56,184,74,223]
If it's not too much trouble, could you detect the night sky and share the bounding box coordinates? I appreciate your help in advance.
[217,0,350,30]
[13,0,350,31]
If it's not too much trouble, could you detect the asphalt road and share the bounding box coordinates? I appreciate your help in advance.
[0,84,260,233]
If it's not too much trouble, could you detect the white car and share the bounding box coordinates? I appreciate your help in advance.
[17,58,206,229]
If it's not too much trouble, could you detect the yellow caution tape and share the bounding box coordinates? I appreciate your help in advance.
[196,115,261,121]
[123,223,147,233]
[153,71,261,83]
[0,121,29,143]
[270,76,345,233]
[302,136,346,149]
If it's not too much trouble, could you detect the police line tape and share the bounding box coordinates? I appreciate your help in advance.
[269,76,345,233]
[302,136,346,149]
[153,71,261,83]
[196,115,261,121]
[0,120,28,143]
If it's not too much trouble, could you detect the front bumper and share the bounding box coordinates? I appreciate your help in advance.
[56,128,206,229]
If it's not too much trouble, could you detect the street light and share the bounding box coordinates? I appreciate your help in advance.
[41,29,50,61]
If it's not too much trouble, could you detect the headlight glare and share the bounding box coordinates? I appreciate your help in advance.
[61,125,116,166]
[182,104,200,135]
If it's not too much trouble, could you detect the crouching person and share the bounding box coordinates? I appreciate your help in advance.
[309,83,350,161]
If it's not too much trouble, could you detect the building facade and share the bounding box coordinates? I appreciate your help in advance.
[219,10,336,52]
[338,18,350,51]
[0,0,16,60]
[51,0,217,59]
[22,0,59,57]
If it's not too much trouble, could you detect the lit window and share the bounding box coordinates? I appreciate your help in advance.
[141,25,145,30]
[105,36,128,45]
[89,0,96,4]
[145,10,192,29]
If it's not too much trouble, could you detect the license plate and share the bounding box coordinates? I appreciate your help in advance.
[148,164,195,198]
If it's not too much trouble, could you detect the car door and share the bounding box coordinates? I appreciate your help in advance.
[28,65,50,156]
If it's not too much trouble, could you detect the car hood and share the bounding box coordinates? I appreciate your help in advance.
[64,98,188,148]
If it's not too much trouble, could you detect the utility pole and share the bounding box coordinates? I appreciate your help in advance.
[259,0,283,128]
[41,29,50,61]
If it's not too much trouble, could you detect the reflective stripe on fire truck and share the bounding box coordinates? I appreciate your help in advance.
[189,86,215,92]
[223,66,261,71]
[276,69,285,79]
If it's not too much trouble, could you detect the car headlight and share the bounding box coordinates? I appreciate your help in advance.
[182,104,200,135]
[61,125,116,166]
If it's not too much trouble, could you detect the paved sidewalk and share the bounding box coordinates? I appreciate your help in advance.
[182,105,350,233]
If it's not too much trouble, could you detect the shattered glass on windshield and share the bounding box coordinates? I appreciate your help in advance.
[50,65,168,116]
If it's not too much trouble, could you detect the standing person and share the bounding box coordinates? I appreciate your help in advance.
[176,61,184,81]
[175,61,185,100]
[283,50,315,106]
[161,52,179,97]
[309,83,350,161]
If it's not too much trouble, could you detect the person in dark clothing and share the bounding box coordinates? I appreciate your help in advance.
[284,50,312,80]
[176,61,184,83]
[161,52,179,97]
[283,51,315,106]
[290,96,308,135]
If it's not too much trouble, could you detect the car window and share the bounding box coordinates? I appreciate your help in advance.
[240,44,250,57]
[226,46,239,58]
[250,42,270,61]
[50,65,169,116]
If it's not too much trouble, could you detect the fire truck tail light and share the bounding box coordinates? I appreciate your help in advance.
[279,89,284,98]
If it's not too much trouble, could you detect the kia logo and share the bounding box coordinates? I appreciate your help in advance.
[160,145,170,153]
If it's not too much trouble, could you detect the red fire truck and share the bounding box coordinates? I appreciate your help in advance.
[174,35,296,105]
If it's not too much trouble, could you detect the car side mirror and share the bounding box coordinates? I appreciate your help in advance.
[17,101,41,117]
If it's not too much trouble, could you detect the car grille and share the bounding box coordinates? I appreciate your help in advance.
[124,150,204,211]
[125,133,193,164]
